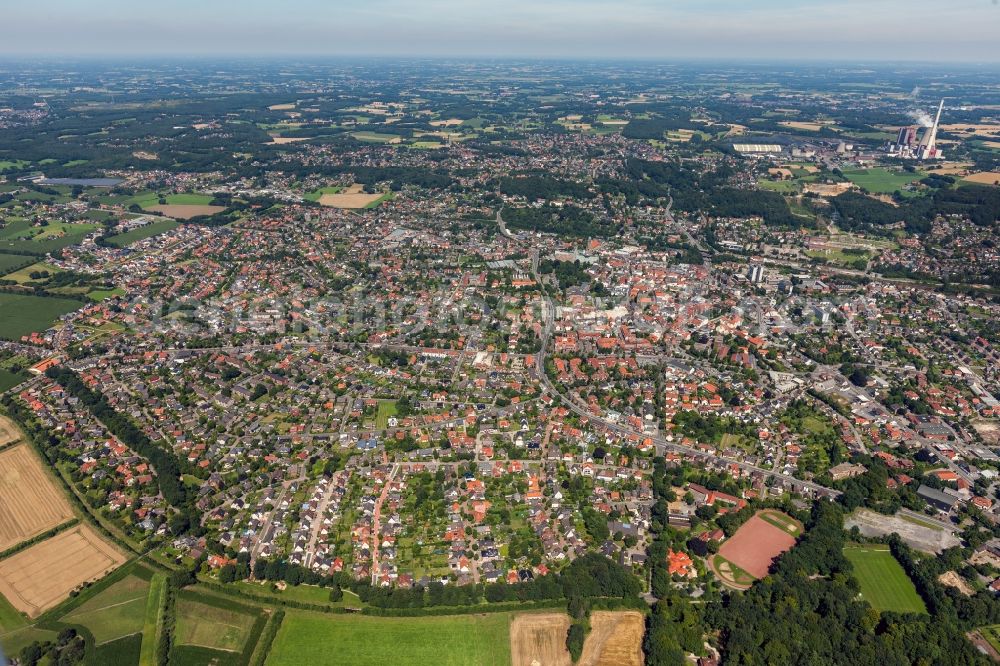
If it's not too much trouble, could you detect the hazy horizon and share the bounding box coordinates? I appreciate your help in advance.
[2,0,999,63]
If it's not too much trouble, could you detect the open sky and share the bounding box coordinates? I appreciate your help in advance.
[2,0,999,61]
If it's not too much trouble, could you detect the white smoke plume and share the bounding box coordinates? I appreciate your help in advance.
[907,109,934,128]
[911,86,921,98]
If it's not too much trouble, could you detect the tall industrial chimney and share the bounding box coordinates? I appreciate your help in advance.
[919,99,944,159]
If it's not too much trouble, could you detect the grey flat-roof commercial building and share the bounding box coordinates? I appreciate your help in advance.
[917,484,961,512]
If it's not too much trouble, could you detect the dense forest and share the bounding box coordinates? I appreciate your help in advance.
[497,175,596,201]
[833,185,1000,234]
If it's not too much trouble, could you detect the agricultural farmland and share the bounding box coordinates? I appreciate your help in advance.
[510,611,644,666]
[174,592,259,653]
[0,415,22,448]
[315,184,389,209]
[61,572,151,644]
[0,293,81,340]
[844,544,927,614]
[840,168,925,194]
[0,443,75,551]
[0,524,127,617]
[0,219,100,255]
[0,254,34,275]
[104,219,178,247]
[510,612,570,666]
[266,610,512,666]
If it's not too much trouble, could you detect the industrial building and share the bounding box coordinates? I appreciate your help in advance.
[888,100,945,160]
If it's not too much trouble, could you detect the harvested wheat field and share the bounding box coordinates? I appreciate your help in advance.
[510,611,644,666]
[779,121,828,132]
[963,172,1000,186]
[317,184,385,208]
[928,162,974,175]
[0,524,126,617]
[578,611,644,666]
[0,415,21,447]
[147,204,226,219]
[0,443,74,551]
[511,613,572,666]
[268,136,312,145]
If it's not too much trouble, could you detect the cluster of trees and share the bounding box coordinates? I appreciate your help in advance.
[625,158,802,227]
[538,259,591,289]
[497,175,595,201]
[621,110,692,140]
[834,184,1000,235]
[18,628,85,666]
[503,205,617,238]
[672,410,757,445]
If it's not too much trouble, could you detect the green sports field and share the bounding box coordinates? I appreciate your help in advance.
[0,293,81,339]
[844,544,926,614]
[265,610,512,666]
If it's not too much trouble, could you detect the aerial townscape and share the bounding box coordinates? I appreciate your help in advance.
[0,4,999,666]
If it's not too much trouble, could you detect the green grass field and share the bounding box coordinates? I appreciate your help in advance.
[174,594,257,652]
[231,581,362,609]
[88,287,126,302]
[304,186,343,202]
[2,261,63,284]
[0,219,99,254]
[0,293,81,339]
[350,131,400,143]
[0,591,56,660]
[90,633,143,666]
[979,625,1000,655]
[121,192,214,210]
[363,192,394,209]
[0,254,34,275]
[62,575,150,644]
[138,574,166,666]
[0,160,29,172]
[712,554,757,587]
[104,219,178,248]
[0,591,27,635]
[376,400,398,429]
[844,544,926,614]
[759,179,797,192]
[0,369,26,393]
[841,168,925,194]
[758,510,803,537]
[805,248,871,268]
[265,611,512,666]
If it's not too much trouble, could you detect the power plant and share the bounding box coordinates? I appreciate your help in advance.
[888,99,945,160]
